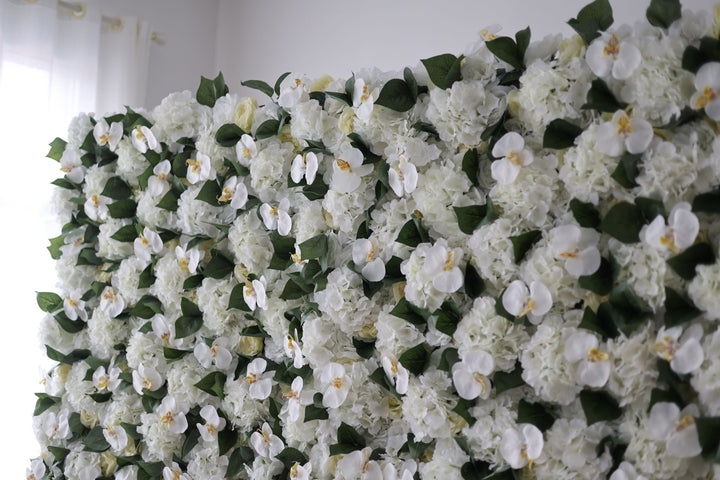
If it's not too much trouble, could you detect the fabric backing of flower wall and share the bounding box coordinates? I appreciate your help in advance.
[29,0,720,479]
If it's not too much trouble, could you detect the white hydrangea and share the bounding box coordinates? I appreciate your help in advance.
[87,308,128,360]
[490,161,559,229]
[228,211,274,274]
[83,164,115,198]
[402,369,455,442]
[137,410,185,462]
[300,312,356,369]
[150,253,186,308]
[186,445,229,479]
[195,125,235,173]
[401,239,463,312]
[688,262,720,321]
[196,277,247,335]
[466,217,518,293]
[249,139,295,203]
[222,378,270,431]
[417,437,468,480]
[97,219,135,260]
[125,330,164,372]
[521,236,584,311]
[369,197,417,259]
[314,266,380,336]
[462,393,522,466]
[64,362,102,424]
[292,199,329,244]
[151,90,208,144]
[606,324,659,409]
[212,93,256,132]
[290,98,332,141]
[113,256,148,305]
[321,183,375,235]
[101,390,144,428]
[115,138,149,187]
[135,190,180,230]
[165,355,212,406]
[609,239,668,312]
[63,450,102,480]
[67,113,94,148]
[691,329,720,415]
[374,308,426,358]
[327,361,390,436]
[177,185,234,237]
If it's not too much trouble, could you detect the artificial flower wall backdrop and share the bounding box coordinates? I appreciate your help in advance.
[29,0,720,479]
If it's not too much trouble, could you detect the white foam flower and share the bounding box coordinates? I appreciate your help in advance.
[564,331,611,388]
[25,458,45,480]
[158,396,188,434]
[586,32,641,80]
[550,225,601,277]
[352,238,385,282]
[500,423,544,469]
[131,125,160,154]
[148,160,171,197]
[132,363,163,395]
[92,365,121,392]
[194,337,233,370]
[134,226,164,263]
[690,61,720,120]
[217,176,248,210]
[353,78,379,121]
[490,132,534,185]
[99,286,125,318]
[388,157,418,197]
[278,74,310,109]
[648,402,702,458]
[421,241,464,293]
[63,290,88,321]
[290,152,318,185]
[43,409,71,440]
[236,134,257,162]
[243,358,274,400]
[175,245,202,275]
[382,354,409,395]
[609,462,648,480]
[251,422,285,458]
[152,314,180,348]
[260,198,292,236]
[653,324,704,374]
[321,362,351,408]
[284,376,304,422]
[502,280,552,324]
[93,118,123,151]
[163,461,191,480]
[337,447,383,479]
[595,110,653,157]
[284,334,305,369]
[59,148,86,184]
[243,276,268,311]
[103,422,129,451]
[451,349,495,400]
[197,405,226,442]
[84,193,110,221]
[289,461,312,480]
[185,152,213,184]
[332,146,373,193]
[643,202,699,254]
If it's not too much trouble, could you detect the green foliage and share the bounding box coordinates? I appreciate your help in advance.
[390,297,429,326]
[375,78,416,112]
[194,371,227,399]
[667,243,715,280]
[47,137,67,161]
[600,201,645,243]
[241,79,274,98]
[578,257,615,296]
[396,213,430,247]
[580,390,621,425]
[692,188,720,213]
[204,249,234,279]
[570,198,601,229]
[517,399,555,432]
[611,153,642,188]
[329,423,367,456]
[196,72,229,107]
[493,363,525,394]
[543,119,583,149]
[582,78,627,112]
[510,230,542,264]
[453,199,498,235]
[567,0,614,44]
[37,292,63,313]
[461,148,480,187]
[215,123,246,147]
[421,53,463,89]
[398,343,432,375]
[646,0,682,28]
[486,27,531,70]
[664,287,701,327]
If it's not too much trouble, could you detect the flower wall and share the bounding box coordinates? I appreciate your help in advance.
[30,0,720,479]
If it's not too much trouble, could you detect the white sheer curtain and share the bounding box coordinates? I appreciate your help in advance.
[0,0,152,476]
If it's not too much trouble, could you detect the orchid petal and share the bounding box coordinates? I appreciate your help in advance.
[565,332,598,363]
[667,424,702,458]
[502,280,529,317]
[671,337,704,374]
[492,132,524,158]
[432,268,463,293]
[362,258,386,282]
[648,402,679,440]
[612,42,641,80]
[577,360,611,387]
[491,159,520,184]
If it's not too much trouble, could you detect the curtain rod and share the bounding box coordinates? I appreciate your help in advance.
[55,0,166,45]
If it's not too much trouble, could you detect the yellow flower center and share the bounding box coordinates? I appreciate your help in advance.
[366,243,376,263]
[360,85,371,103]
[558,249,579,259]
[179,257,189,272]
[616,114,633,136]
[653,335,678,361]
[157,172,167,181]
[103,288,116,302]
[443,251,455,271]
[161,411,175,425]
[659,231,678,252]
[472,372,488,396]
[587,348,609,362]
[336,158,351,171]
[520,298,535,317]
[481,28,496,40]
[134,126,145,141]
[290,463,300,478]
[98,133,110,145]
[242,147,251,158]
[218,187,234,202]
[603,34,620,59]
[91,195,100,207]
[97,375,109,390]
[676,414,695,431]
[186,158,202,173]
[66,298,77,308]
[332,377,344,389]
[507,151,522,166]
[142,376,153,390]
[244,373,258,384]
[695,86,717,109]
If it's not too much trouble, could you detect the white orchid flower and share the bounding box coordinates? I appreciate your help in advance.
[132,363,163,395]
[383,460,418,480]
[421,240,464,293]
[158,396,188,434]
[289,461,312,480]
[250,422,285,458]
[93,118,123,151]
[278,74,310,109]
[353,78,379,121]
[648,402,702,458]
[63,290,87,321]
[490,132,534,185]
[452,350,495,400]
[284,334,305,369]
[243,276,268,311]
[43,409,71,440]
[382,354,409,395]
[653,324,704,374]
[84,193,110,222]
[609,462,648,480]
[60,234,85,257]
[260,198,292,236]
[643,202,699,254]
[131,125,160,154]
[197,405,226,442]
[163,462,191,480]
[147,160,171,197]
[284,376,305,422]
[564,331,611,388]
[243,358,274,400]
[551,225,601,277]
[134,227,164,263]
[194,337,233,370]
[595,110,653,157]
[291,152,319,185]
[26,458,46,480]
[103,422,128,451]
[100,286,124,318]
[236,134,257,163]
[185,152,213,184]
[331,146,374,193]
[175,245,202,275]
[388,157,418,197]
[59,148,86,184]
[93,365,121,392]
[337,447,383,479]
[691,62,720,120]
[152,314,181,348]
[321,362,350,408]
[500,423,544,469]
[502,280,552,324]
[217,176,248,209]
[585,32,641,80]
[352,238,386,282]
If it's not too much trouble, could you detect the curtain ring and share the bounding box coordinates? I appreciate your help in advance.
[110,16,125,33]
[69,2,86,19]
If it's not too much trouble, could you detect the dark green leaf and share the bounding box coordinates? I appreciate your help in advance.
[218,427,237,456]
[182,273,203,290]
[108,199,137,218]
[276,447,309,469]
[215,123,246,148]
[510,230,542,264]
[543,119,583,149]
[411,121,440,141]
[55,312,86,333]
[130,295,163,319]
[610,152,642,188]
[324,91,351,106]
[34,393,60,415]
[515,26,531,57]
[227,445,255,477]
[405,433,433,460]
[692,188,720,213]
[163,347,190,362]
[570,198,601,229]
[194,371,227,399]
[582,78,627,113]
[76,247,103,266]
[337,422,367,449]
[634,196,666,222]
[89,392,112,402]
[433,301,462,336]
[101,177,133,200]
[175,315,203,339]
[578,257,615,296]
[47,446,70,463]
[421,54,463,89]
[600,201,644,243]
[664,287,701,327]
[37,292,63,313]
[437,347,459,372]
[453,397,477,427]
[667,242,715,280]
[486,36,524,70]
[580,390,621,425]
[517,399,554,431]
[47,235,65,260]
[695,416,720,462]
[255,119,280,140]
[241,79,274,98]
[299,234,328,261]
[182,425,200,458]
[274,72,291,96]
[83,425,111,452]
[646,0,682,28]
[399,343,432,376]
[493,363,525,394]
[110,225,139,243]
[352,336,376,359]
[567,0,614,44]
[403,67,419,100]
[390,297,429,326]
[579,306,618,339]
[396,215,429,247]
[305,402,330,422]
[375,79,416,112]
[462,148,480,187]
[196,72,228,108]
[228,284,251,311]
[453,204,494,235]
[204,250,234,279]
[51,177,78,190]
[47,137,67,161]
[463,263,486,298]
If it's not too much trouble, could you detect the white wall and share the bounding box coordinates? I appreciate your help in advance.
[216,0,718,99]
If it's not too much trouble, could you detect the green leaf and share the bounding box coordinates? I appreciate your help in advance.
[218,427,237,456]
[667,242,715,280]
[276,447,309,469]
[299,234,328,261]
[611,154,642,188]
[600,201,645,243]
[486,36,525,70]
[182,425,200,458]
[542,119,583,149]
[110,225,139,243]
[51,177,78,190]
[101,176,133,200]
[399,343,432,376]
[396,214,429,247]
[403,67,419,99]
[130,295,163,319]
[596,282,649,337]
[196,72,228,108]
[510,230,542,264]
[634,196,666,222]
[34,393,60,415]
[463,263,486,299]
[37,292,63,313]
[139,264,156,289]
[411,121,440,141]
[76,247,103,266]
[567,0,614,44]
[324,91,351,106]
[664,287,701,327]
[461,148,480,187]
[580,389,621,425]
[433,302,462,336]
[47,235,65,260]
[228,284,251,311]
[175,315,203,339]
[47,137,67,161]
[453,397,477,427]
[241,79,274,98]
[215,123,246,148]
[695,416,720,462]
[453,204,495,235]
[437,347,459,372]
[692,188,720,213]
[157,190,179,211]
[88,392,112,402]
[46,346,91,365]
[204,250,234,279]
[274,71,291,95]
[492,363,525,394]
[579,306,618,339]
[304,402,330,422]
[255,119,280,140]
[390,297,429,326]
[55,311,86,333]
[517,399,554,432]
[578,257,615,296]
[163,347,190,362]
[570,198,601,229]
[227,445,255,477]
[337,422,367,449]
[108,199,137,218]
[646,0,682,28]
[83,425,111,452]
[421,54,463,89]
[582,78,627,113]
[194,371,227,399]
[351,336,376,359]
[47,446,70,463]
[375,78,416,112]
